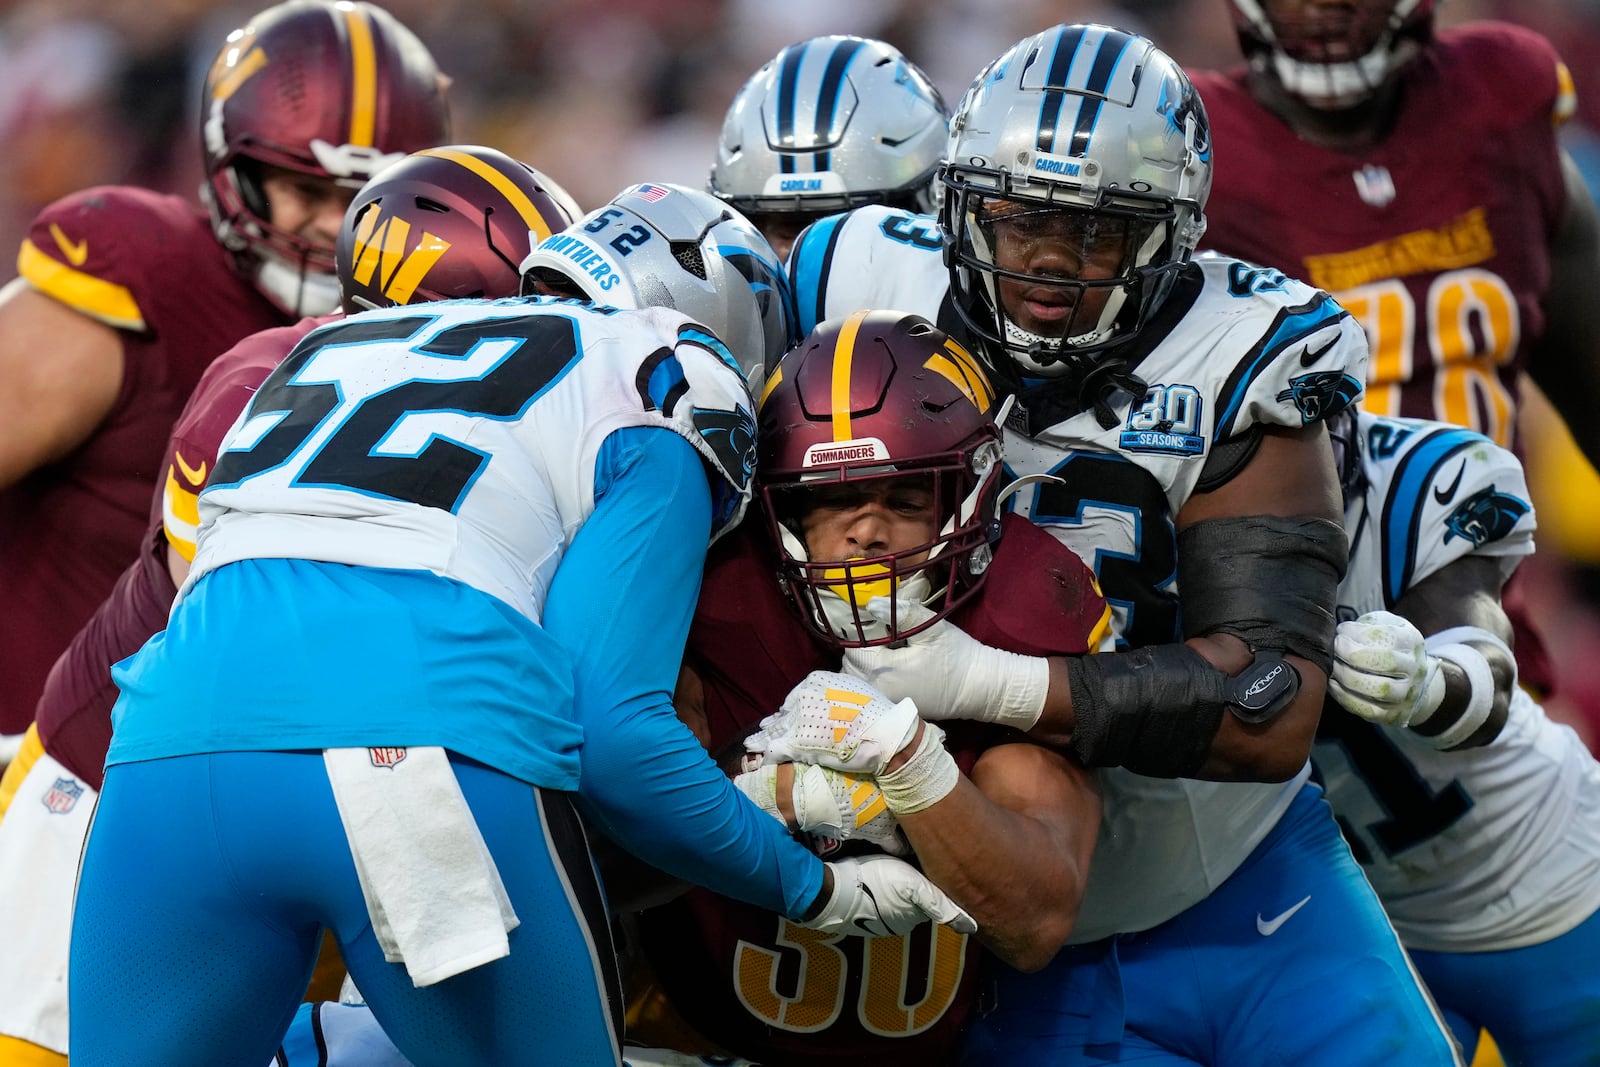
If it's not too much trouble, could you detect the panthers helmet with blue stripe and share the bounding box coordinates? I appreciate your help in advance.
[708,36,949,227]
[1230,0,1434,109]
[520,184,795,389]
[940,24,1211,378]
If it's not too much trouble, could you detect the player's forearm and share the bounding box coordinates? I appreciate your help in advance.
[895,757,1098,971]
[1027,634,1313,782]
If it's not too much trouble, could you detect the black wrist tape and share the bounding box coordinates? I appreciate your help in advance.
[1068,644,1229,778]
[1178,515,1348,672]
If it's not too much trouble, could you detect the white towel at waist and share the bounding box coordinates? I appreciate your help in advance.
[324,745,519,987]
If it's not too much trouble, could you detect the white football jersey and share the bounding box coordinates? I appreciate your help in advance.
[189,297,757,626]
[791,210,1372,939]
[1317,412,1600,952]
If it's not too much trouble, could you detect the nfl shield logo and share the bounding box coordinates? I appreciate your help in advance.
[42,777,84,815]
[1353,164,1396,208]
[368,747,407,769]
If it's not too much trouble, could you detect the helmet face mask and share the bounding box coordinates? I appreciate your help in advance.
[520,184,796,389]
[336,146,579,312]
[939,25,1211,380]
[1229,0,1435,109]
[201,0,451,314]
[708,36,949,232]
[757,310,1004,647]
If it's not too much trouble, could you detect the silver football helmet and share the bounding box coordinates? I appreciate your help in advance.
[708,36,948,225]
[940,24,1212,379]
[519,183,795,389]
[1229,0,1434,109]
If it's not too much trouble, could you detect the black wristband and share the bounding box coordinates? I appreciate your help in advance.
[1067,645,1229,778]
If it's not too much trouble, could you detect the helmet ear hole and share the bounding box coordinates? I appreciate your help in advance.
[233,159,271,222]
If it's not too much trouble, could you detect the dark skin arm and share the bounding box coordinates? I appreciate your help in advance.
[1525,152,1600,469]
[1358,554,1516,747]
[1027,423,1342,782]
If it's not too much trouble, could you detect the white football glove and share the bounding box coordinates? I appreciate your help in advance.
[840,596,1049,731]
[803,854,977,937]
[733,761,913,857]
[746,669,920,777]
[1328,611,1446,728]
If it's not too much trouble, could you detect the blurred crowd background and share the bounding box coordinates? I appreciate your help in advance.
[7,0,1600,745]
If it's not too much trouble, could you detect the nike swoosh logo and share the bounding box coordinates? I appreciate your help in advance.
[1433,459,1466,505]
[173,451,208,485]
[1299,337,1337,367]
[49,223,88,266]
[1256,894,1311,936]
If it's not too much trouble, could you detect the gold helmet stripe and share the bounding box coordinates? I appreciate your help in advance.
[758,363,784,410]
[211,46,268,102]
[831,310,870,441]
[342,5,377,147]
[417,147,560,243]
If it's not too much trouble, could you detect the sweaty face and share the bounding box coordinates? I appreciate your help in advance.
[797,474,939,567]
[974,198,1150,341]
[261,165,356,259]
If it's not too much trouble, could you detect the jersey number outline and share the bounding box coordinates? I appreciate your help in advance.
[209,313,583,513]
[1338,270,1519,446]
[732,918,967,1037]
[1316,711,1473,859]
[1021,451,1180,648]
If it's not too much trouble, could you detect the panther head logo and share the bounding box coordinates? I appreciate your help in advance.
[1443,486,1529,547]
[1276,371,1363,423]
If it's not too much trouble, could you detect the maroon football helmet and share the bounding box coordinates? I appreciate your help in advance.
[337,146,581,312]
[201,0,451,311]
[1229,0,1435,108]
[758,310,1006,647]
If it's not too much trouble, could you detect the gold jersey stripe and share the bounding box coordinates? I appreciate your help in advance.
[0,724,45,824]
[417,147,560,243]
[163,467,202,563]
[342,6,377,146]
[831,310,870,441]
[1554,61,1577,126]
[17,240,144,331]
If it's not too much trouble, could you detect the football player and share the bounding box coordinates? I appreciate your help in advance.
[708,35,948,259]
[0,0,450,737]
[68,186,971,1066]
[0,144,577,1067]
[1191,0,1600,700]
[784,24,1462,1063]
[629,310,1107,1065]
[1316,406,1600,1065]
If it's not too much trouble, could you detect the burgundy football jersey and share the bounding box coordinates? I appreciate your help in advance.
[1,187,289,732]
[1195,22,1572,451]
[638,513,1108,1066]
[35,317,328,787]
[1194,21,1569,697]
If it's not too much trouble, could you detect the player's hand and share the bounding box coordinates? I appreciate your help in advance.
[734,761,912,857]
[803,854,977,937]
[840,596,1049,730]
[745,670,919,777]
[1328,611,1445,728]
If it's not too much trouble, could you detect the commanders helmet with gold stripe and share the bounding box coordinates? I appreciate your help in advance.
[757,310,1005,646]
